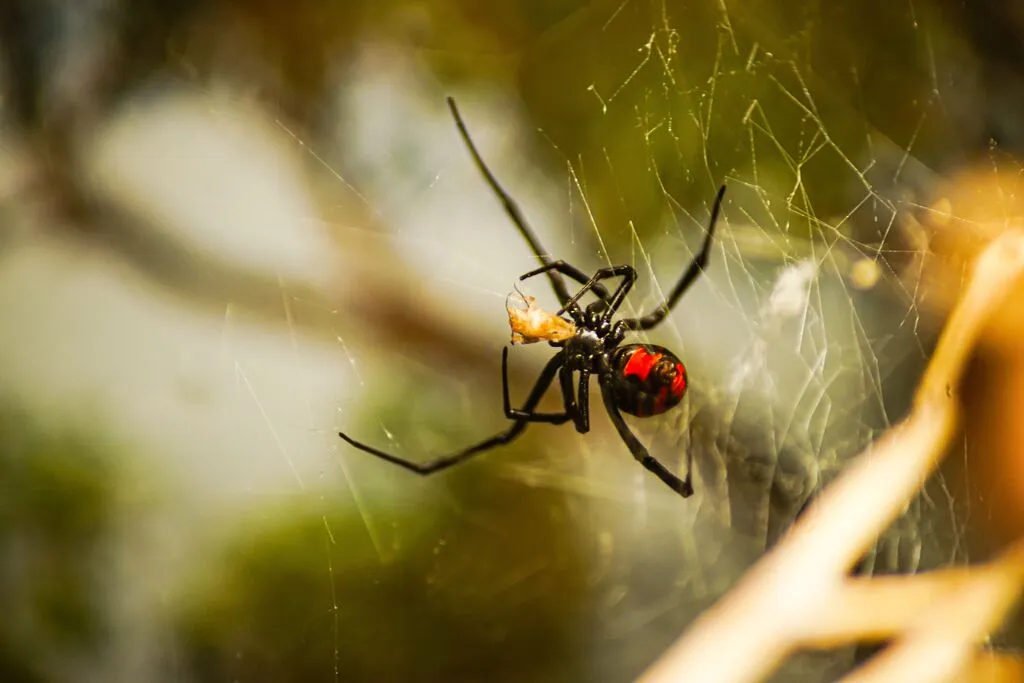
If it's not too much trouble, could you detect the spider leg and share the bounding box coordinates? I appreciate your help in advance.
[552,265,637,318]
[339,350,566,475]
[519,260,612,302]
[599,378,693,497]
[448,97,583,307]
[576,370,591,432]
[558,367,591,433]
[503,347,572,423]
[622,184,726,331]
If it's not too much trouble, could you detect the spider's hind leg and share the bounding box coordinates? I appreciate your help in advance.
[503,348,572,424]
[339,349,568,475]
[599,379,693,497]
[625,184,726,332]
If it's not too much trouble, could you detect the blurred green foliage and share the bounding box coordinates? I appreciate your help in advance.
[6,0,977,252]
[176,473,592,683]
[0,406,122,683]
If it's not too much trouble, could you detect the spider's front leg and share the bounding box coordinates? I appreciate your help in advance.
[519,260,612,305]
[448,97,607,308]
[598,377,694,497]
[555,265,637,319]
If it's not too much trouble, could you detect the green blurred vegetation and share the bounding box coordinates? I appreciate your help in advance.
[10,0,979,253]
[0,406,123,683]
[175,474,592,682]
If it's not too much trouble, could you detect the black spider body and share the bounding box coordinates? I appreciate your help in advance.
[338,97,726,498]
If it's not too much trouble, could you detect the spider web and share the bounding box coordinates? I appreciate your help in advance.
[321,4,975,680]
[0,1,1004,682]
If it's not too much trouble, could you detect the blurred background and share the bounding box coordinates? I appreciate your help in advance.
[2,1,1024,681]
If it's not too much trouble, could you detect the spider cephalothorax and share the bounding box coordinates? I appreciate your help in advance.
[339,96,726,498]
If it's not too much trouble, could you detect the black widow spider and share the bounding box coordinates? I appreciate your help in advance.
[339,97,726,498]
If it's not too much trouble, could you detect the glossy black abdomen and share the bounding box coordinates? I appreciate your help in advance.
[608,343,688,417]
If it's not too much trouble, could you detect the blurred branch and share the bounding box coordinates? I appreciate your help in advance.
[799,567,1002,648]
[843,540,1024,682]
[83,190,498,372]
[4,131,507,379]
[640,230,1024,683]
[0,1,515,383]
